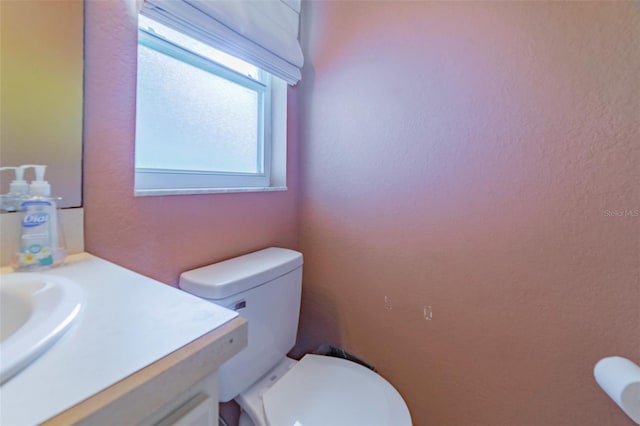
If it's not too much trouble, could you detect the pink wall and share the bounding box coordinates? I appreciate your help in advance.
[84,1,639,424]
[296,2,639,425]
[83,0,300,285]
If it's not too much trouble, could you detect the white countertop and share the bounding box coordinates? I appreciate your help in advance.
[0,253,238,425]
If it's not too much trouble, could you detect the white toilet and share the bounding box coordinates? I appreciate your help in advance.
[179,247,412,426]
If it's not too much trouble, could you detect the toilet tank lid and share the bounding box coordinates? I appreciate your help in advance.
[179,247,303,300]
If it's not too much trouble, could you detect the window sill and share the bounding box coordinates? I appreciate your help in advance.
[134,186,288,197]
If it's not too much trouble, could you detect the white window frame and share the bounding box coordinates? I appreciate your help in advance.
[134,23,288,196]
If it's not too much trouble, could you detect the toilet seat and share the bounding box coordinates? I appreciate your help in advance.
[262,354,411,426]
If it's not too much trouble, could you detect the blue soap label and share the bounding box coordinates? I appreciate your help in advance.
[17,199,55,270]
[22,211,49,227]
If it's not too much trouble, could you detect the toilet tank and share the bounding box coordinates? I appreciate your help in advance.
[179,247,303,402]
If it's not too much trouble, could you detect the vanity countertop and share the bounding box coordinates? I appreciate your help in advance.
[0,253,244,425]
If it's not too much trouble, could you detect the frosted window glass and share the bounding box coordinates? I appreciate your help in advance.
[136,44,260,173]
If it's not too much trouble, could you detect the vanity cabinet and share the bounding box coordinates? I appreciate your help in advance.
[0,253,247,426]
[43,317,246,426]
[152,391,216,426]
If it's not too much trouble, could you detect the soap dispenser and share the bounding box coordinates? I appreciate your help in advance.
[14,165,67,271]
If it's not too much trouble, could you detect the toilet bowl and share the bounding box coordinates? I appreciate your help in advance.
[180,247,411,426]
[239,355,410,426]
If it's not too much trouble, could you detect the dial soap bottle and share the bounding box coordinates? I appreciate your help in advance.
[14,165,66,271]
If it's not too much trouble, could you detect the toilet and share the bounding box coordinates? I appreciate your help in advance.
[179,247,412,426]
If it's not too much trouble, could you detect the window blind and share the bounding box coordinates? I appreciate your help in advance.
[139,0,304,85]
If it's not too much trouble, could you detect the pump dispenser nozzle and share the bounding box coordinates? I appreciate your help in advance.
[25,164,51,197]
[1,165,30,196]
[11,165,30,196]
[0,166,31,211]
[0,166,17,183]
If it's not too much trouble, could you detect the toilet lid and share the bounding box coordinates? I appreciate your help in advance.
[262,354,411,426]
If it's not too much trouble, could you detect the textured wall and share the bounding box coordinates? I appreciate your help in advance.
[297,2,639,425]
[83,0,300,285]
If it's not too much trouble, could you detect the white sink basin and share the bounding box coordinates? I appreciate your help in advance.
[0,273,84,384]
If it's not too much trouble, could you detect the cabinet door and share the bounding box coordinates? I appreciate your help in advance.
[141,373,219,426]
[155,393,215,426]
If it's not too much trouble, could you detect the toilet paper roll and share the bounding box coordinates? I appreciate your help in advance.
[594,356,640,425]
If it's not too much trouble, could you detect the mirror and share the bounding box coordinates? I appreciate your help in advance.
[0,0,83,210]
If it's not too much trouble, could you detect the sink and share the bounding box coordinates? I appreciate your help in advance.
[0,273,84,384]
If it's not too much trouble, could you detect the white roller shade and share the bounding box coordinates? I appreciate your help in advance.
[140,0,304,84]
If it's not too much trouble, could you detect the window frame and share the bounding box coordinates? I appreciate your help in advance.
[134,23,287,196]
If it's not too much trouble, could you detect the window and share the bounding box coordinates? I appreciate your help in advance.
[134,16,287,195]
